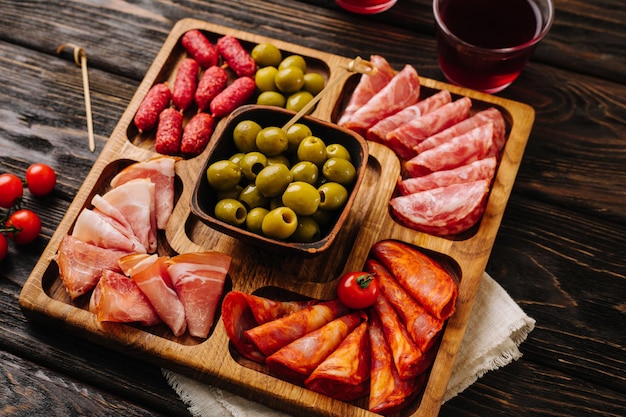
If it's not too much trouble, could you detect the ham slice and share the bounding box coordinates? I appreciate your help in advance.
[110,156,176,229]
[371,240,458,320]
[72,208,146,253]
[167,252,231,339]
[265,312,363,385]
[387,96,472,159]
[366,259,443,353]
[57,235,129,300]
[304,321,371,402]
[118,253,158,276]
[89,269,161,326]
[337,55,396,126]
[342,64,421,136]
[404,123,495,177]
[398,157,497,195]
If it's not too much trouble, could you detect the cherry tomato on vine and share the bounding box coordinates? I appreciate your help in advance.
[0,173,24,208]
[336,271,379,309]
[0,234,7,262]
[5,209,42,245]
[25,163,57,197]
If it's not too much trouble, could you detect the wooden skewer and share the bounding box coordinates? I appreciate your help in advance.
[57,43,95,152]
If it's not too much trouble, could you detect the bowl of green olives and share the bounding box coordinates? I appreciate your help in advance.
[190,105,368,256]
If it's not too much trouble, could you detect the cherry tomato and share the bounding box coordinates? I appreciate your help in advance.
[0,234,7,262]
[25,163,57,197]
[5,209,41,245]
[336,271,379,309]
[0,173,24,208]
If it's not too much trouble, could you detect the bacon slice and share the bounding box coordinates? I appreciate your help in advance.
[304,321,370,402]
[404,123,495,177]
[342,65,421,136]
[167,252,231,339]
[337,55,396,126]
[265,312,363,385]
[367,90,452,143]
[371,240,458,321]
[398,157,497,195]
[245,299,350,357]
[89,269,161,326]
[72,208,146,254]
[57,235,129,300]
[387,97,472,159]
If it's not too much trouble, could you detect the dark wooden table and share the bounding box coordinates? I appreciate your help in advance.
[1,1,624,416]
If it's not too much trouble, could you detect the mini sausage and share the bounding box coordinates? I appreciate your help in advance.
[210,76,256,118]
[216,35,257,77]
[181,29,219,68]
[155,107,183,155]
[172,58,199,111]
[134,83,171,132]
[195,65,229,112]
[181,112,215,155]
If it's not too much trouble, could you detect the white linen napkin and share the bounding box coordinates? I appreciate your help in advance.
[162,272,535,416]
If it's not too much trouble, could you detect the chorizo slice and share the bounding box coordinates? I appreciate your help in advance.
[181,29,218,68]
[133,83,171,132]
[194,65,228,112]
[172,58,199,111]
[181,112,215,156]
[155,107,183,155]
[210,76,256,118]
[216,35,257,77]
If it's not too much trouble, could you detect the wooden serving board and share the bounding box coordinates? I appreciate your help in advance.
[19,18,535,417]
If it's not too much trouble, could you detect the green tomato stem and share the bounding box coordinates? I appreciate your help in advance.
[356,273,375,289]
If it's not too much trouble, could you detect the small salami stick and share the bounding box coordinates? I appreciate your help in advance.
[195,65,229,112]
[210,76,256,118]
[181,29,219,68]
[172,58,199,111]
[216,35,257,77]
[181,112,215,155]
[155,107,183,155]
[134,83,171,132]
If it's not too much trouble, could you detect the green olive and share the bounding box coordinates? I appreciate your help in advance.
[318,182,348,211]
[239,151,268,181]
[286,123,313,153]
[238,183,269,209]
[297,135,327,166]
[229,152,245,166]
[325,143,351,161]
[256,126,289,156]
[274,66,305,94]
[281,181,320,216]
[214,198,247,226]
[269,197,283,210]
[233,120,262,153]
[261,206,298,240]
[286,91,314,113]
[245,206,269,234]
[322,157,357,185]
[291,217,321,243]
[257,91,286,107]
[217,184,243,201]
[255,164,293,197]
[290,161,318,185]
[251,43,282,67]
[303,73,326,95]
[206,159,242,191]
[267,154,291,167]
[311,208,336,228]
[278,55,307,72]
[254,66,279,92]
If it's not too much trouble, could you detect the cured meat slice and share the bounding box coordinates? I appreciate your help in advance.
[89,269,161,326]
[342,65,421,136]
[110,156,177,230]
[366,259,443,353]
[398,157,496,195]
[57,235,128,300]
[390,180,490,236]
[221,291,315,363]
[337,55,396,126]
[131,256,187,337]
[416,107,506,154]
[304,321,371,402]
[265,312,363,385]
[371,240,458,320]
[72,208,146,254]
[373,292,425,380]
[387,96,472,159]
[368,310,424,415]
[167,252,231,339]
[366,90,452,143]
[118,253,158,276]
[245,299,350,357]
[404,123,494,177]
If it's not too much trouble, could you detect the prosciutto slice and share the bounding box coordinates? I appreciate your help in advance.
[404,123,494,177]
[89,269,161,326]
[167,252,231,338]
[342,64,421,136]
[265,312,363,385]
[72,208,146,254]
[398,157,497,195]
[387,97,472,159]
[57,235,129,300]
[371,240,458,321]
[337,55,396,126]
[110,156,176,229]
[304,321,371,402]
[390,179,490,236]
[118,253,158,276]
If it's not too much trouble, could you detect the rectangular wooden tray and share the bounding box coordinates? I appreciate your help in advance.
[19,18,535,417]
